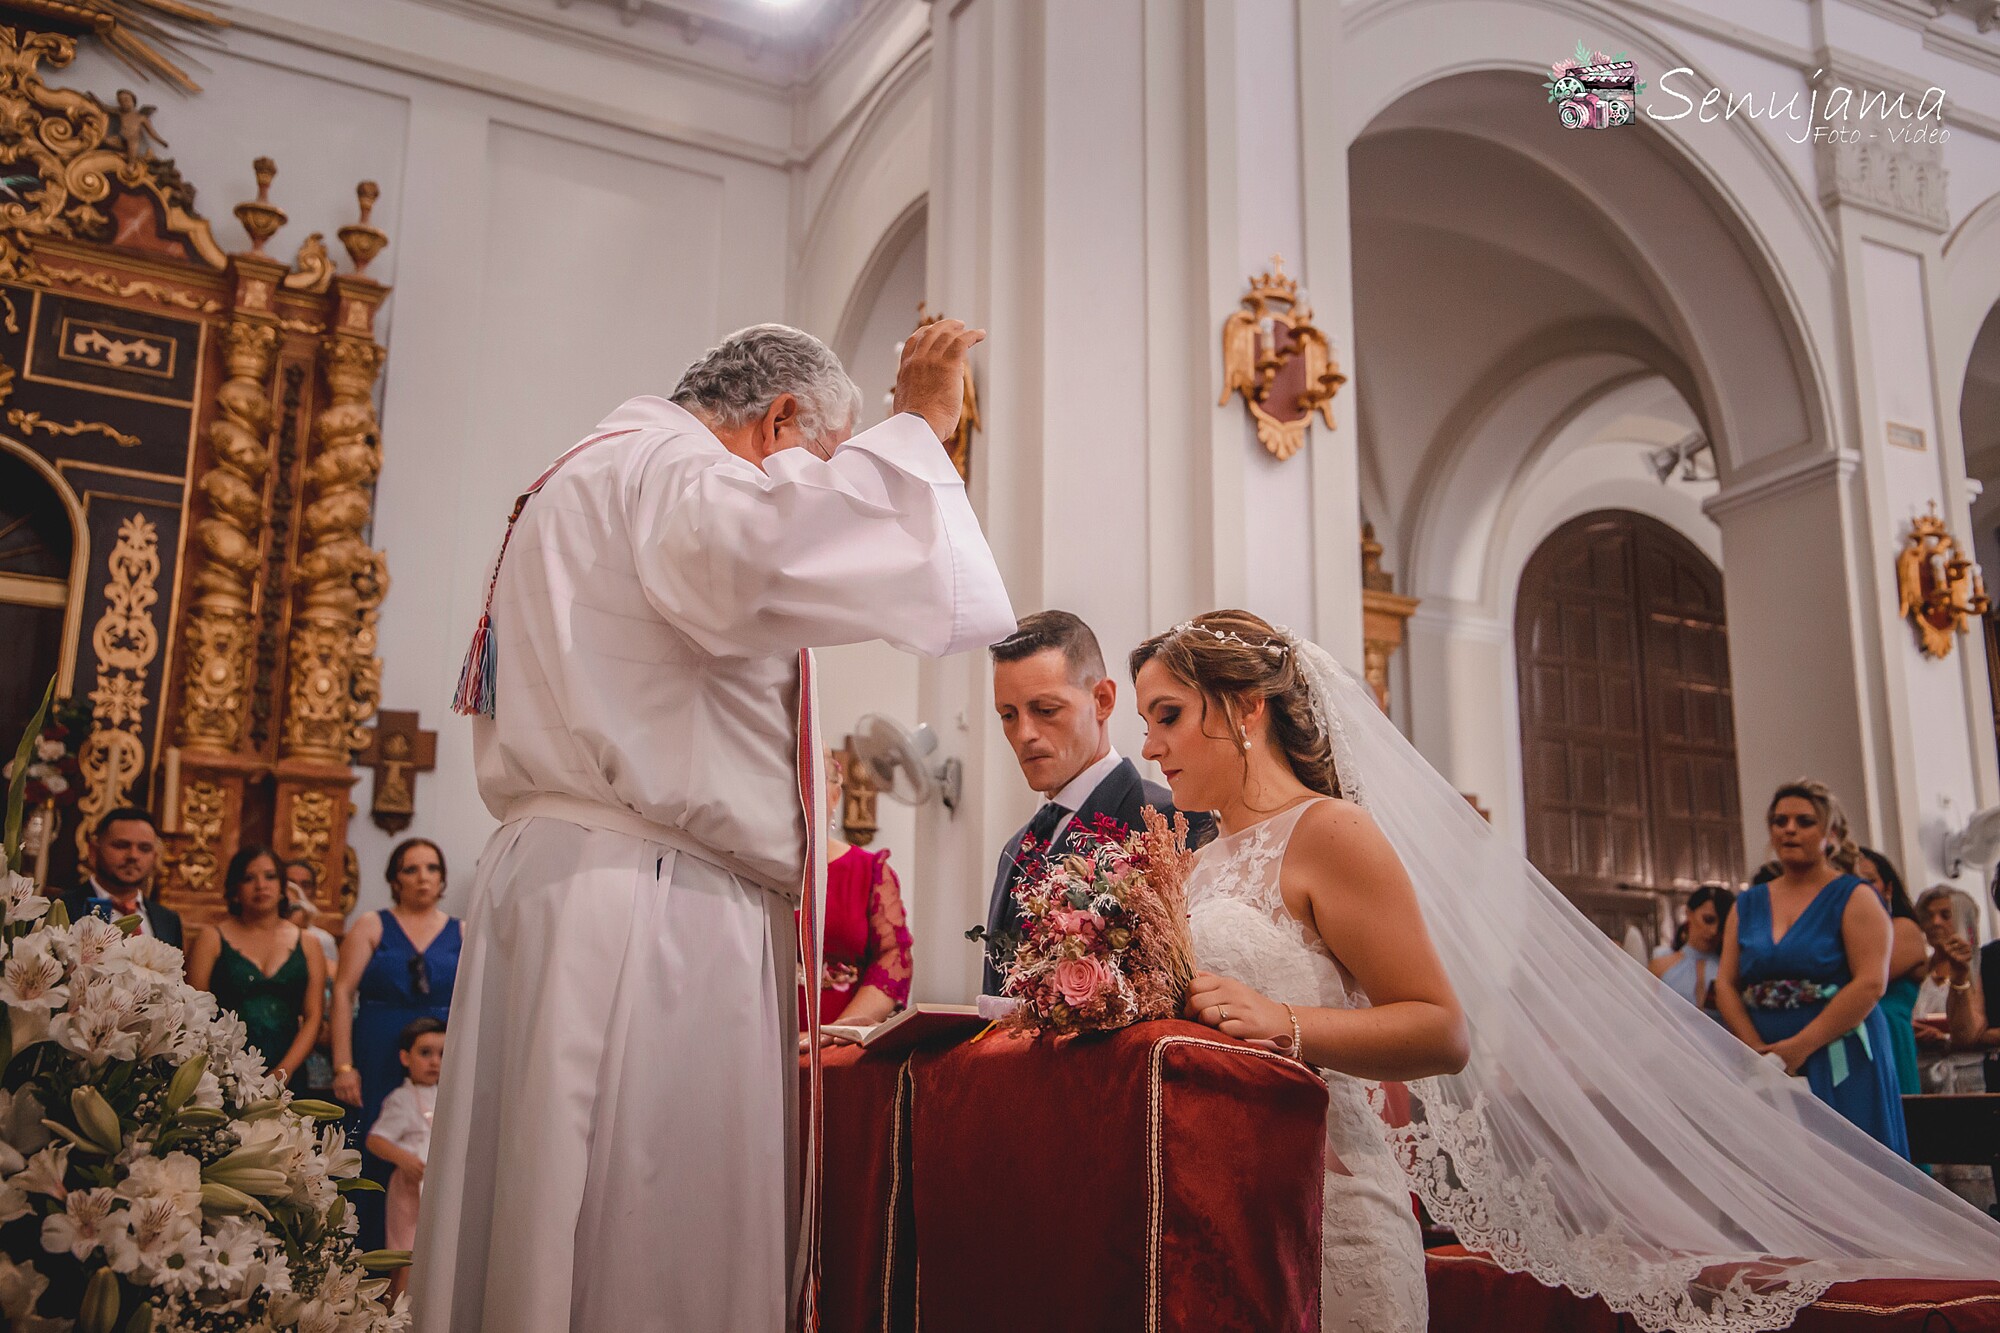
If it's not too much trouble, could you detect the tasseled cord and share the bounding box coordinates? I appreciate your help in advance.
[451,427,632,721]
[451,490,534,720]
[451,612,496,719]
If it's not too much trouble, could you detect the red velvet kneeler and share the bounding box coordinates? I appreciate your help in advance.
[811,1044,911,1333]
[907,1019,1327,1333]
[1426,1246,2000,1333]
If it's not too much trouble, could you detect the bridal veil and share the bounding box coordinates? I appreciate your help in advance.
[1281,633,2000,1332]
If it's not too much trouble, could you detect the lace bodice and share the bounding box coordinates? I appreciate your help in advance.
[1185,800,1359,1017]
[1184,798,1427,1333]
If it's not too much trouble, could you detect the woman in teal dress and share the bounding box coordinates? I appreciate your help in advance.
[1718,780,1909,1157]
[1855,846,1930,1096]
[187,844,327,1086]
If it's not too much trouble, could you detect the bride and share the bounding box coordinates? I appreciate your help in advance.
[1127,610,2000,1333]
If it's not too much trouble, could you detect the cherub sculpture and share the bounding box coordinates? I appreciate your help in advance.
[96,90,169,170]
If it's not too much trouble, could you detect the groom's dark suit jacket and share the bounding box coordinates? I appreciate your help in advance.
[981,757,1215,996]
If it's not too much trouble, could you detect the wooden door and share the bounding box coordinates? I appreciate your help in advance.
[1516,511,1742,897]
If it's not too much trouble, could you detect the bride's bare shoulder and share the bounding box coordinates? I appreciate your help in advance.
[1289,797,1400,873]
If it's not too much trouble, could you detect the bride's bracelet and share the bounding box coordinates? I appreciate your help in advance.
[1283,1004,1305,1064]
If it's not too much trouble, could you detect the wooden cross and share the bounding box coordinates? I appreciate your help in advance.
[356,709,436,834]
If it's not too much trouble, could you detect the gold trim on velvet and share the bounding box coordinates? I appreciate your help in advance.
[1810,1296,2000,1314]
[882,1058,911,1333]
[1145,1032,1321,1333]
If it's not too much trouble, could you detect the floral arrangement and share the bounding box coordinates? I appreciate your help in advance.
[970,807,1198,1036]
[0,697,91,811]
[0,686,407,1333]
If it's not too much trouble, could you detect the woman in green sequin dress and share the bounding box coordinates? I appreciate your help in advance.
[187,844,327,1085]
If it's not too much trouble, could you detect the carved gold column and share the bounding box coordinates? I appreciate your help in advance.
[280,285,387,763]
[1359,523,1419,714]
[267,188,389,922]
[177,260,283,750]
[160,248,286,918]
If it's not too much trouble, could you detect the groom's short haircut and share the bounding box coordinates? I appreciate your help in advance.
[989,611,1106,686]
[670,323,864,445]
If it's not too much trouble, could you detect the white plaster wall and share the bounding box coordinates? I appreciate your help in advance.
[69,22,793,917]
[816,219,925,906]
[1859,240,1984,886]
[72,0,2000,937]
[1232,0,1316,640]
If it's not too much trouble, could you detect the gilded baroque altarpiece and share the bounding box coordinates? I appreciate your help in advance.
[0,26,394,924]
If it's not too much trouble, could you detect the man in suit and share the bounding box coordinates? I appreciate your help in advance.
[62,805,182,950]
[980,611,1213,995]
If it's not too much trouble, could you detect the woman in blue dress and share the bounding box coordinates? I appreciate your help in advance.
[1718,779,1908,1156]
[1649,883,1733,1020]
[331,836,461,1245]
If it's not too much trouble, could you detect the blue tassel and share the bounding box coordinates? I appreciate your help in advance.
[452,617,495,718]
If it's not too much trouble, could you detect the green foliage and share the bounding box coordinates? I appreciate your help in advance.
[4,677,56,873]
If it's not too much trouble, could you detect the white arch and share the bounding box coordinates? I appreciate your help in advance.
[1940,190,2000,400]
[1339,3,1839,476]
[791,45,931,343]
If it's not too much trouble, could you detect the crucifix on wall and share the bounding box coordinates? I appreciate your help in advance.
[356,709,436,834]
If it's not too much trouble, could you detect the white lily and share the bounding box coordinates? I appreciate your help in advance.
[41,1186,118,1259]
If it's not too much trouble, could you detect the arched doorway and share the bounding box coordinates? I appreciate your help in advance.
[1515,510,1741,900]
[0,446,82,744]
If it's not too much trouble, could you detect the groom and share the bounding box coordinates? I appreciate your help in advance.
[981,611,1213,995]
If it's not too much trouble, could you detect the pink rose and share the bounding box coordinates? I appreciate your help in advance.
[1054,957,1107,1008]
[1051,909,1105,941]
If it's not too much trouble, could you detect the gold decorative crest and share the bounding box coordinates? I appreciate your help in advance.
[75,511,159,855]
[1219,256,1346,462]
[0,28,226,279]
[1895,503,1989,659]
[288,789,335,864]
[8,408,140,447]
[174,778,225,895]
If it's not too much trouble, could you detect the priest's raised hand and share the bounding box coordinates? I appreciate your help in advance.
[893,315,985,441]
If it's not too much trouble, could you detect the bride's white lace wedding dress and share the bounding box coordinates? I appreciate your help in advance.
[1184,797,1427,1333]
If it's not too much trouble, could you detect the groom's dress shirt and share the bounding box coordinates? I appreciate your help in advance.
[1044,748,1127,846]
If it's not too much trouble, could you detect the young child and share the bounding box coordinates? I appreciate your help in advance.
[366,1016,444,1295]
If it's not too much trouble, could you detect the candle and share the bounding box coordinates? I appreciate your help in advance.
[161,747,181,833]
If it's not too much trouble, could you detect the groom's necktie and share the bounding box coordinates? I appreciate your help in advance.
[1026,799,1068,856]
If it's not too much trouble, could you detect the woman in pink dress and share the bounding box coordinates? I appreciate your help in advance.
[801,750,912,1038]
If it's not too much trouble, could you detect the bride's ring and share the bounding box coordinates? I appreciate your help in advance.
[1218,1005,1229,1023]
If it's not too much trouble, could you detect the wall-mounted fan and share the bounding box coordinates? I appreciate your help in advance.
[849,713,961,812]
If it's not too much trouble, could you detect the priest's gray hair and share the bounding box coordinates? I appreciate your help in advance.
[671,323,864,445]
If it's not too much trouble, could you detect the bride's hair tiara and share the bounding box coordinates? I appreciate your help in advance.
[1169,619,1290,659]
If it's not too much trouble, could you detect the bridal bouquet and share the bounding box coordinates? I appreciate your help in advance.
[975,807,1198,1036]
[0,692,406,1333]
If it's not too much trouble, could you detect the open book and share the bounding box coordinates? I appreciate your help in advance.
[821,1003,986,1055]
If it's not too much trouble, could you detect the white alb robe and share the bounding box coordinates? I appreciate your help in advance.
[412,398,1014,1333]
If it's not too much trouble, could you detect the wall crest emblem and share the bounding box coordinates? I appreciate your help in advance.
[1896,503,1989,659]
[1219,256,1345,462]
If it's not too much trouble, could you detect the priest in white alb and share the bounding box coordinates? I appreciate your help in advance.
[413,321,1015,1333]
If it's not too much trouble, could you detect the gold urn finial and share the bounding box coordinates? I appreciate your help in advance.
[233,157,287,255]
[338,181,389,276]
